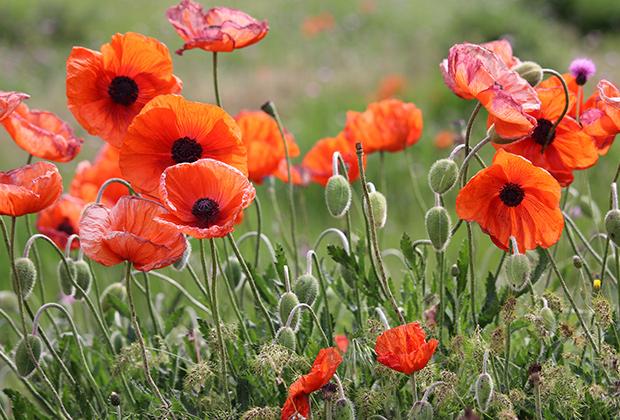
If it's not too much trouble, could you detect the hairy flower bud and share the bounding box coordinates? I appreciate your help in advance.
[505,253,531,292]
[450,264,459,277]
[409,400,433,420]
[224,256,243,288]
[428,159,459,195]
[333,398,356,420]
[13,257,37,300]
[15,334,42,377]
[73,260,92,300]
[475,372,494,412]
[605,209,620,247]
[0,291,18,313]
[294,273,319,306]
[57,258,76,296]
[513,61,544,86]
[325,175,352,218]
[366,190,387,229]
[540,306,556,334]
[111,331,125,354]
[276,326,297,351]
[278,292,300,329]
[425,206,451,251]
[100,283,127,313]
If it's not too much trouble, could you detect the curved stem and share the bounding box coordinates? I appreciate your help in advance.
[141,272,162,337]
[214,250,252,343]
[139,270,210,314]
[458,136,491,185]
[285,303,330,346]
[95,178,135,204]
[308,250,334,344]
[212,52,222,107]
[461,102,482,187]
[313,228,350,255]
[542,69,570,144]
[0,307,21,337]
[467,223,478,326]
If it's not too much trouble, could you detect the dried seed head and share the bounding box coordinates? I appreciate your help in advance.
[325,174,352,218]
[13,257,37,300]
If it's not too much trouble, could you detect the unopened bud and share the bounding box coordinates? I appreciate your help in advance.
[572,255,582,269]
[172,239,192,271]
[100,283,127,313]
[333,398,356,420]
[450,264,459,277]
[13,257,37,300]
[513,61,544,86]
[487,125,519,145]
[0,291,18,313]
[605,209,620,247]
[425,206,451,251]
[15,335,42,377]
[276,326,297,351]
[278,292,300,329]
[325,175,352,218]
[57,258,76,296]
[474,372,494,412]
[367,190,387,229]
[109,392,121,407]
[540,306,556,334]
[73,260,92,300]
[505,253,531,292]
[260,101,277,119]
[428,159,459,195]
[294,273,319,306]
[111,331,125,354]
[224,257,243,288]
[409,400,433,420]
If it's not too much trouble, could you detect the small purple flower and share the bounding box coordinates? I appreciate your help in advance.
[569,58,596,86]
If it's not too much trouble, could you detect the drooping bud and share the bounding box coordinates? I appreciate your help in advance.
[366,188,387,229]
[100,283,127,313]
[109,392,121,407]
[333,398,356,420]
[294,273,319,306]
[474,372,494,412]
[224,256,243,288]
[278,292,300,329]
[572,255,583,269]
[260,101,277,119]
[409,400,433,420]
[276,326,297,351]
[15,334,42,377]
[513,61,544,86]
[605,209,620,247]
[57,258,76,296]
[0,291,18,313]
[505,253,531,292]
[540,303,556,334]
[111,331,125,354]
[425,206,451,251]
[325,175,352,218]
[13,257,37,300]
[450,264,459,277]
[172,239,192,271]
[428,159,459,195]
[72,260,92,300]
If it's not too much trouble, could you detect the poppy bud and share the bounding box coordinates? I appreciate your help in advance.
[278,292,300,329]
[474,372,493,412]
[260,101,277,119]
[276,326,296,351]
[428,159,459,195]
[540,306,556,334]
[109,392,121,407]
[100,282,127,313]
[13,257,37,300]
[425,206,451,252]
[513,61,544,86]
[366,190,387,229]
[450,264,459,277]
[409,400,433,420]
[505,253,531,292]
[172,239,192,271]
[0,291,18,313]
[224,256,243,288]
[604,209,620,247]
[487,125,519,145]
[15,334,42,377]
[593,277,601,291]
[111,331,125,354]
[333,398,356,420]
[572,255,582,269]
[294,273,319,306]
[325,175,352,218]
[57,258,76,296]
[72,260,92,300]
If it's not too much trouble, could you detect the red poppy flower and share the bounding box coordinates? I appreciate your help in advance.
[235,110,300,183]
[301,133,363,186]
[166,0,269,54]
[335,335,349,353]
[281,347,343,420]
[0,162,63,217]
[301,13,335,38]
[66,32,182,147]
[441,43,540,139]
[0,91,29,121]
[157,159,255,239]
[537,73,579,117]
[480,39,520,68]
[119,94,247,195]
[496,84,598,186]
[79,196,186,271]
[274,159,311,186]
[344,99,423,153]
[37,195,85,250]
[375,322,438,375]
[434,130,456,149]
[456,150,564,252]
[2,103,82,162]
[375,74,407,100]
[582,80,620,155]
[70,143,126,206]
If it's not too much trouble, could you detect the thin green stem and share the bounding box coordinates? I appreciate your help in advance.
[461,102,482,188]
[253,194,263,269]
[467,222,478,326]
[141,272,162,337]
[438,251,445,341]
[212,52,222,107]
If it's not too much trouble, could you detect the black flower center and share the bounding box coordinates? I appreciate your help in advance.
[171,137,203,163]
[57,218,75,236]
[108,76,139,106]
[499,183,525,207]
[192,198,219,225]
[532,118,554,148]
[575,73,587,86]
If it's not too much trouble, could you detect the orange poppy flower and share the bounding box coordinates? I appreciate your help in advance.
[281,347,343,420]
[2,103,82,162]
[537,73,579,117]
[441,43,540,139]
[581,80,620,155]
[66,32,182,147]
[344,99,423,153]
[274,159,310,186]
[167,0,269,54]
[456,150,564,252]
[301,133,363,186]
[434,130,456,149]
[375,74,407,100]
[235,110,300,183]
[481,39,520,68]
[375,322,438,375]
[0,162,63,217]
[37,195,85,250]
[301,12,335,38]
[496,84,598,186]
[70,143,126,206]
[335,335,349,353]
[0,91,29,121]
[79,196,186,272]
[119,94,247,195]
[157,159,255,239]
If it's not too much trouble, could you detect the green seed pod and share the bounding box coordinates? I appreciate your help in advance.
[15,335,42,377]
[505,253,531,292]
[513,61,544,86]
[224,257,243,288]
[172,239,192,271]
[100,283,127,313]
[368,190,387,229]
[57,258,76,296]
[72,260,92,300]
[13,257,37,300]
[294,273,319,306]
[278,292,300,329]
[540,306,556,334]
[325,175,352,218]
[605,209,620,247]
[111,331,125,354]
[475,372,494,412]
[276,327,297,351]
[409,400,433,420]
[333,398,356,420]
[428,159,459,195]
[425,206,451,252]
[0,291,18,313]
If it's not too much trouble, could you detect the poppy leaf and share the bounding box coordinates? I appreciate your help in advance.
[456,239,469,296]
[165,307,185,335]
[479,272,500,328]
[400,233,416,270]
[4,388,46,419]
[274,243,288,282]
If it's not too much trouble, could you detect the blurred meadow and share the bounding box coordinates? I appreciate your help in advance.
[1,0,620,324]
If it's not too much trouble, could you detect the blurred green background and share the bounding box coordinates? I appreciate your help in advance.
[0,0,619,301]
